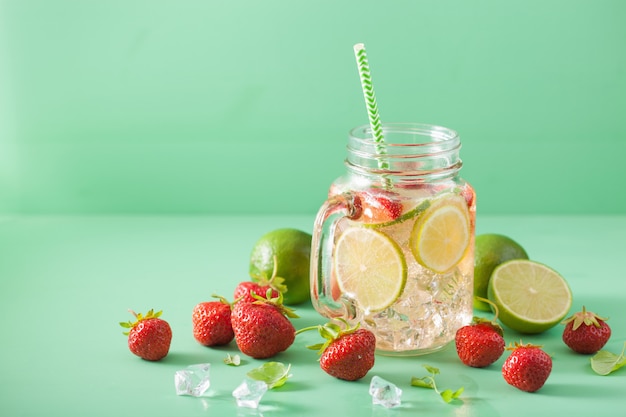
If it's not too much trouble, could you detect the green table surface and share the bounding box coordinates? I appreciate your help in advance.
[1,214,624,417]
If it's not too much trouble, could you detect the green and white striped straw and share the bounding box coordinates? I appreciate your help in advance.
[353,43,391,180]
[353,43,387,157]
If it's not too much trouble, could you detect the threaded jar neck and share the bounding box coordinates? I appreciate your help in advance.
[346,123,463,182]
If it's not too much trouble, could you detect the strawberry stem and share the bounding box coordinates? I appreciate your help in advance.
[475,296,500,321]
[250,255,288,294]
[296,319,359,354]
[211,294,233,306]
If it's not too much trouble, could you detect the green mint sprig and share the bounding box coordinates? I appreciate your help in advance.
[411,365,464,404]
[591,342,626,375]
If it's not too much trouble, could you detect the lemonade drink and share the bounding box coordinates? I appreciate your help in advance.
[310,123,475,355]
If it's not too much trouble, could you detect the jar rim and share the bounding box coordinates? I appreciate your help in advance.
[349,122,459,147]
[346,122,462,178]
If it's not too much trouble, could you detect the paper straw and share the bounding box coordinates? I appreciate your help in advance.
[353,43,387,159]
[353,43,390,187]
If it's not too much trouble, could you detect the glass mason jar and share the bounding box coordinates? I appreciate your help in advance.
[310,123,475,356]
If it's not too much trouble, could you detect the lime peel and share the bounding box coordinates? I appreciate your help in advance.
[473,233,529,312]
[365,199,431,229]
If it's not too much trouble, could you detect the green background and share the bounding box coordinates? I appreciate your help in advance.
[1,0,625,215]
[2,3,626,416]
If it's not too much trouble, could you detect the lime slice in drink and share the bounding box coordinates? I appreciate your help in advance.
[333,227,407,312]
[409,194,471,273]
[488,259,572,334]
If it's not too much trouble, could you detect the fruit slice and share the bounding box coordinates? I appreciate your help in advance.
[488,259,572,334]
[333,227,407,312]
[365,198,432,229]
[473,234,529,311]
[410,194,470,273]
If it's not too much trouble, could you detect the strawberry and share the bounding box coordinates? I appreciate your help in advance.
[561,306,611,354]
[120,309,172,361]
[234,256,286,303]
[502,342,552,392]
[192,295,234,346]
[233,281,279,303]
[357,191,403,223]
[297,320,376,381]
[455,317,505,367]
[231,290,298,359]
[460,184,475,208]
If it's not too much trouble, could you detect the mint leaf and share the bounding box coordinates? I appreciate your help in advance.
[410,376,434,389]
[423,365,440,375]
[246,362,292,389]
[410,364,464,405]
[591,343,626,376]
[440,387,464,403]
[223,353,241,366]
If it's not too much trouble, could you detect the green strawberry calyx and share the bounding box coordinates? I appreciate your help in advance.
[561,306,608,330]
[249,255,288,294]
[119,309,163,336]
[210,293,233,307]
[296,318,360,355]
[250,289,299,319]
[506,340,543,351]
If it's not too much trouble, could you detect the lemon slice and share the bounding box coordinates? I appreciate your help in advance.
[488,259,572,334]
[410,194,470,273]
[333,227,407,312]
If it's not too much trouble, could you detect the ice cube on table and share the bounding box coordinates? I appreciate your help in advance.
[369,376,402,408]
[232,378,268,408]
[174,363,211,397]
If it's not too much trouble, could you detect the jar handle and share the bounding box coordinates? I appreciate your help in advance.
[309,192,361,320]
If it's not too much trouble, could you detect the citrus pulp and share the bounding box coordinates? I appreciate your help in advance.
[488,259,572,333]
[474,233,529,311]
[333,227,407,312]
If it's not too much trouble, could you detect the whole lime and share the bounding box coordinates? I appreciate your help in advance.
[474,233,528,311]
[249,228,312,305]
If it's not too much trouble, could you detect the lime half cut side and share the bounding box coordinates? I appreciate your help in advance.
[410,194,471,273]
[333,227,407,312]
[488,259,572,334]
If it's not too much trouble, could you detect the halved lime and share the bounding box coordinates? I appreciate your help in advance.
[409,194,470,273]
[488,259,572,334]
[333,227,407,312]
[474,234,529,311]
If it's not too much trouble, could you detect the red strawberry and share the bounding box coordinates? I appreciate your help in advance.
[234,256,286,303]
[231,291,298,359]
[192,295,234,346]
[460,184,475,208]
[357,191,403,223]
[120,309,172,361]
[561,306,611,354]
[502,342,552,392]
[455,318,505,367]
[233,281,279,303]
[297,320,376,381]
